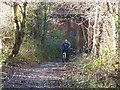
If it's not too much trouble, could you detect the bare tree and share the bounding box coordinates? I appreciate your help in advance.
[11,2,27,57]
[49,1,117,57]
[3,1,28,58]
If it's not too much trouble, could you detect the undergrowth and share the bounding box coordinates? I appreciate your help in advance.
[35,29,76,62]
[68,50,119,88]
[19,28,76,63]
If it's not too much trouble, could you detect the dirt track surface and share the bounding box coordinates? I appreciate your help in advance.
[2,61,78,89]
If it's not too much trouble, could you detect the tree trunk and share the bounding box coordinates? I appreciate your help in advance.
[81,23,88,52]
[118,33,120,56]
[92,4,98,57]
[112,16,117,52]
[11,2,27,57]
[12,31,24,57]
[95,22,103,57]
[91,0,104,58]
[88,19,93,53]
[41,3,48,43]
[76,26,80,53]
[0,35,2,84]
[0,35,2,55]
[118,1,120,56]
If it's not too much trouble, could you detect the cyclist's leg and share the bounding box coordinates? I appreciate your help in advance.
[65,50,69,62]
[62,50,65,62]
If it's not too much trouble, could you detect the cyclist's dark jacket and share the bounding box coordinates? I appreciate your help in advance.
[61,41,71,51]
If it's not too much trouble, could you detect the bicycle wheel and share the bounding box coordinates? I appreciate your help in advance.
[62,52,66,62]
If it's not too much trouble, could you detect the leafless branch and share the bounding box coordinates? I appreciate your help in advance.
[3,2,13,7]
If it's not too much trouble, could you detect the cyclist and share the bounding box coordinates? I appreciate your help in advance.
[60,39,71,62]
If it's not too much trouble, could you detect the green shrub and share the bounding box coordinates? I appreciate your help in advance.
[37,29,76,61]
[19,28,76,63]
[0,54,6,63]
[68,49,119,88]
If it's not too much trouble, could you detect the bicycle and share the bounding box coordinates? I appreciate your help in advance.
[62,51,67,62]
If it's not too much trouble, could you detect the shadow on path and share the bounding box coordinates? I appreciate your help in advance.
[2,61,77,89]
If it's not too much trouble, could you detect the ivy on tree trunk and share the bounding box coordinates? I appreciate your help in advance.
[41,2,48,43]
[11,2,27,57]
